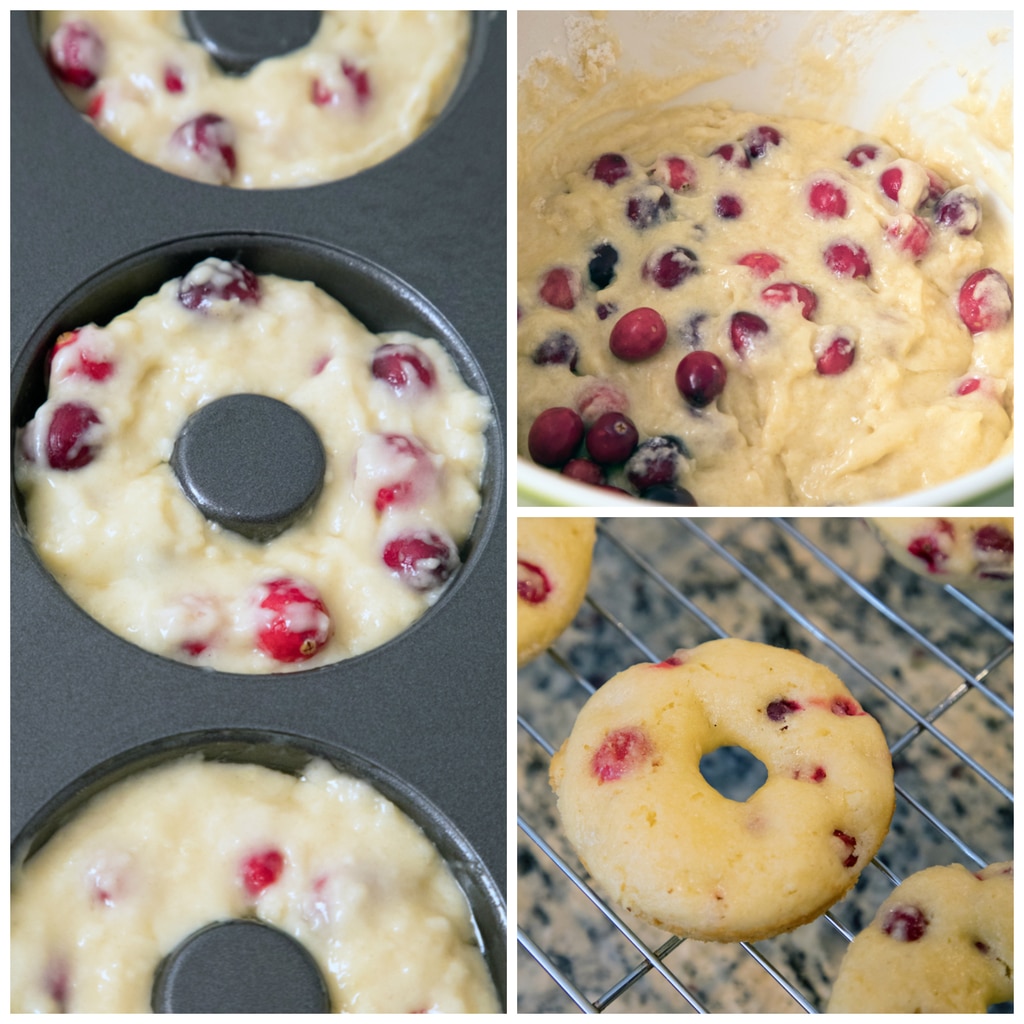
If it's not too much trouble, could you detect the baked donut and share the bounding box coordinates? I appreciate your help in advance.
[827,861,1013,1013]
[869,517,1013,589]
[517,517,596,666]
[41,11,470,188]
[14,257,490,673]
[549,638,895,941]
[10,757,500,1012]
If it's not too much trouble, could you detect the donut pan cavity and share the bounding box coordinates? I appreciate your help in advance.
[10,11,507,1010]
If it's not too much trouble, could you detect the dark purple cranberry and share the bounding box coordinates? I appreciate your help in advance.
[178,258,260,312]
[934,187,982,236]
[627,189,671,228]
[710,142,750,168]
[625,436,687,491]
[766,698,802,722]
[675,351,726,408]
[585,412,639,465]
[588,243,619,289]
[46,401,102,471]
[833,829,858,868]
[641,483,698,505]
[527,407,584,467]
[846,143,880,167]
[595,302,617,321]
[382,530,459,591]
[824,240,871,279]
[881,905,928,942]
[715,194,743,219]
[609,307,667,361]
[48,20,105,89]
[681,312,709,348]
[591,152,630,185]
[531,332,579,371]
[974,524,1013,555]
[644,247,700,289]
[744,125,782,159]
[729,311,769,356]
[561,458,604,486]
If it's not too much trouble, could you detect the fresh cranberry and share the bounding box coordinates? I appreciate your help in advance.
[807,178,848,218]
[816,336,856,376]
[532,331,579,371]
[539,267,580,310]
[590,152,630,185]
[164,65,185,93]
[48,20,104,89]
[178,257,260,312]
[934,187,982,235]
[676,351,726,408]
[761,282,817,320]
[591,727,652,782]
[715,194,743,218]
[879,165,905,203]
[643,246,699,289]
[766,698,802,721]
[517,559,551,603]
[744,125,782,159]
[729,311,769,356]
[886,215,931,260]
[710,142,750,169]
[626,190,671,228]
[596,302,617,321]
[169,113,237,184]
[642,483,698,505]
[48,328,115,382]
[382,530,459,591]
[609,307,667,361]
[576,380,630,426]
[651,155,697,191]
[588,243,619,289]
[242,849,284,896]
[736,252,782,278]
[625,436,686,491]
[255,578,331,662]
[846,143,880,167]
[974,524,1012,555]
[824,240,871,279]
[882,905,928,941]
[371,342,437,395]
[528,407,584,467]
[586,412,638,464]
[833,829,858,867]
[957,377,982,396]
[958,268,1013,334]
[561,458,604,486]
[45,402,103,471]
[357,433,436,513]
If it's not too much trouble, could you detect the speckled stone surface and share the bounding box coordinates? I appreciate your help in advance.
[517,517,1013,1013]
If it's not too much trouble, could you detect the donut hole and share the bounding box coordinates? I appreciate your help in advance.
[699,745,768,803]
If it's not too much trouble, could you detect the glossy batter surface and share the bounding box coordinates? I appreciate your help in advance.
[11,758,500,1013]
[41,11,470,188]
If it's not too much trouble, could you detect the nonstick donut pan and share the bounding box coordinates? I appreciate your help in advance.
[10,10,507,1011]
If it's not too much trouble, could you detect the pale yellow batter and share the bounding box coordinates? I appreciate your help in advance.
[10,758,501,1013]
[41,11,470,188]
[518,82,1013,505]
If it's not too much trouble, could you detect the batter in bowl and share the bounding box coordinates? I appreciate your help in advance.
[10,757,501,1012]
[518,81,1013,505]
[41,11,470,188]
[14,257,491,673]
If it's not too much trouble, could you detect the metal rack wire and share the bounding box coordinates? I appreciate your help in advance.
[517,517,1013,1013]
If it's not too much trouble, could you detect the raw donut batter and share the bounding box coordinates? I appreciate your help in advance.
[41,11,470,188]
[10,757,501,1013]
[14,257,491,673]
[518,88,1013,505]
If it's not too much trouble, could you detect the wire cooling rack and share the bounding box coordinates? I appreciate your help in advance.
[517,517,1013,1013]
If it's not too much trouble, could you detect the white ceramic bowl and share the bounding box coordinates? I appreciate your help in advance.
[517,11,1013,508]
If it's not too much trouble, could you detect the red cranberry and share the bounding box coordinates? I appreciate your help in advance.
[934,187,982,235]
[882,905,928,942]
[609,307,667,361]
[974,524,1012,555]
[761,282,817,320]
[627,189,671,228]
[625,436,686,491]
[958,268,1013,334]
[676,351,726,408]
[371,342,437,395]
[49,328,115,382]
[312,60,373,107]
[643,246,699,289]
[824,240,871,278]
[642,483,698,505]
[242,849,284,896]
[710,142,750,169]
[528,407,584,467]
[382,530,459,591]
[48,20,104,89]
[255,577,331,662]
[591,152,630,185]
[886,215,931,260]
[907,526,952,573]
[652,155,697,191]
[816,336,856,376]
[957,377,982,396]
[532,332,579,372]
[164,65,185,93]
[736,252,782,278]
[592,727,652,782]
[576,379,630,426]
[766,698,802,722]
[729,311,769,356]
[793,765,828,782]
[588,243,619,289]
[45,401,103,471]
[561,458,604,486]
[846,143,880,167]
[539,267,580,310]
[744,125,782,159]
[342,60,371,104]
[517,559,551,604]
[86,92,104,119]
[169,113,237,184]
[586,412,638,464]
[178,258,260,312]
[715,194,743,219]
[360,433,436,513]
[833,829,858,867]
[879,165,905,203]
[807,178,848,218]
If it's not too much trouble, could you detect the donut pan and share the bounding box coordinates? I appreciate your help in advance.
[10,11,507,1011]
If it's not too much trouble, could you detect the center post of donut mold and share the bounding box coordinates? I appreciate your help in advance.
[183,11,323,75]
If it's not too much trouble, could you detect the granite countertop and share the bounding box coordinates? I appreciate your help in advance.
[517,517,1013,1013]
